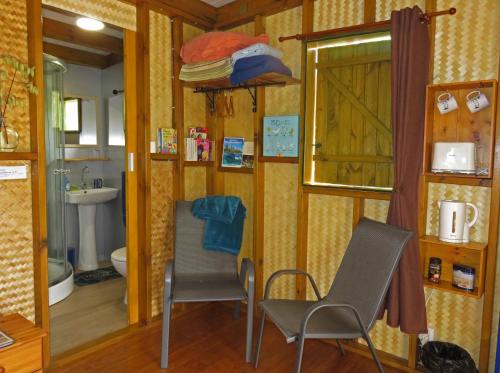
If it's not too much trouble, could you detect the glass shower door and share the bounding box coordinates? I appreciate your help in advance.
[44,55,73,304]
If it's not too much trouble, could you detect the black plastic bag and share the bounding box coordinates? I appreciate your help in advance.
[421,341,477,373]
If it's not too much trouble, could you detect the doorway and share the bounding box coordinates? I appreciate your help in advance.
[38,4,140,358]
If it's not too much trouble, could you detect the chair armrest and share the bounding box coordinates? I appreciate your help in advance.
[300,302,367,336]
[163,259,174,300]
[264,269,321,300]
[239,258,255,291]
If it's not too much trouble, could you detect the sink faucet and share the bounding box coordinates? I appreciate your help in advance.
[81,166,90,189]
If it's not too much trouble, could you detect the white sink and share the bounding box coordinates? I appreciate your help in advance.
[65,187,119,271]
[66,187,119,205]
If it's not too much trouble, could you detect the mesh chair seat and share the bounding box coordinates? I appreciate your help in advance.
[260,299,362,343]
[173,274,247,302]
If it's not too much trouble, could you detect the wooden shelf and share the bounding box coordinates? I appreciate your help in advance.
[218,166,254,174]
[423,278,480,298]
[420,235,487,251]
[424,173,492,187]
[423,80,497,178]
[65,157,111,162]
[184,161,214,167]
[0,152,38,161]
[259,156,298,164]
[419,235,487,297]
[150,153,178,161]
[183,72,300,90]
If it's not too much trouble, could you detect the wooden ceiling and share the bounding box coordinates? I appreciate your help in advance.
[145,0,303,30]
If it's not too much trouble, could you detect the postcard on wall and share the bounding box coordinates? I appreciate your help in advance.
[263,115,299,157]
[222,137,244,168]
[242,141,254,168]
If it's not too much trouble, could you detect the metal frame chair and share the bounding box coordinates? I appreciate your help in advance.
[160,201,254,368]
[254,218,412,373]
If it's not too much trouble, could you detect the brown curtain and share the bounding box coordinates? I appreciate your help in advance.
[383,6,429,334]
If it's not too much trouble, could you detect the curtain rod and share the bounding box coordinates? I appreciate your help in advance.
[279,7,456,42]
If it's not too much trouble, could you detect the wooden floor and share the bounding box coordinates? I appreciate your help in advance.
[50,303,404,373]
[50,277,128,356]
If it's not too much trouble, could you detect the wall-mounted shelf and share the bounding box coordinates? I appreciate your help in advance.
[64,157,111,162]
[0,152,38,161]
[419,235,487,298]
[259,156,299,164]
[423,80,497,179]
[184,72,300,113]
[150,154,178,161]
[424,173,492,187]
[218,166,254,174]
[184,161,213,167]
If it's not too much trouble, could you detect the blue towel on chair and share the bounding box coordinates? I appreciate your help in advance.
[191,196,246,256]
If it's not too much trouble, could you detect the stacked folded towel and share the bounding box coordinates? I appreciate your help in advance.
[179,31,293,85]
[179,58,233,82]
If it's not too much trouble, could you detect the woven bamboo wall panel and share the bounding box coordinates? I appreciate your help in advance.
[0,0,30,152]
[263,163,298,299]
[363,199,389,222]
[433,0,499,83]
[224,173,254,262]
[358,315,409,359]
[313,0,364,32]
[0,162,35,321]
[375,0,425,21]
[150,161,175,316]
[306,194,353,298]
[426,289,483,364]
[184,167,207,201]
[149,10,172,138]
[42,0,136,31]
[266,7,302,78]
[426,183,490,243]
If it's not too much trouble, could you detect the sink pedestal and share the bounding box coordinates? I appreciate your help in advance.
[78,204,98,271]
[66,187,119,271]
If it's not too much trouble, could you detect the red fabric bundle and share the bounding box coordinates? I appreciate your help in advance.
[180,32,269,64]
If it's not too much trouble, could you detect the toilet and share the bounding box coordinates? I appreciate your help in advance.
[111,247,127,303]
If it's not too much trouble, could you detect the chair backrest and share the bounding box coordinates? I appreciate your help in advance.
[174,201,238,277]
[326,218,412,330]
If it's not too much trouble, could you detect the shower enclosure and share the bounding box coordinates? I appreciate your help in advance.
[44,54,73,305]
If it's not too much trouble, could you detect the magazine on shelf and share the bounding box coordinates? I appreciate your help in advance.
[222,137,244,168]
[0,330,14,349]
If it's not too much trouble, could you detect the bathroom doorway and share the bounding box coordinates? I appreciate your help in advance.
[41,5,135,357]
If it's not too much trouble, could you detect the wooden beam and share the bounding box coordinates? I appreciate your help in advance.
[147,0,216,30]
[43,42,109,69]
[364,0,376,23]
[28,0,50,367]
[295,0,314,301]
[215,0,303,30]
[43,18,123,54]
[321,69,392,140]
[253,14,266,306]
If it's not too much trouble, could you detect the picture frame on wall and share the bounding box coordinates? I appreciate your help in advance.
[262,115,299,157]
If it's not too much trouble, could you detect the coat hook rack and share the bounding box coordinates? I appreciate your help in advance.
[193,81,286,113]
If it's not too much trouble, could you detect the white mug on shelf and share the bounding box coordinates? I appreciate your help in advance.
[466,90,489,113]
[436,92,458,114]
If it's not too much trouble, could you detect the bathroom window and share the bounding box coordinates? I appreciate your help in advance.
[303,30,393,191]
[64,97,82,133]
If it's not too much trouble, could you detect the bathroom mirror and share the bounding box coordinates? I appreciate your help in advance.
[64,94,99,146]
[107,93,125,146]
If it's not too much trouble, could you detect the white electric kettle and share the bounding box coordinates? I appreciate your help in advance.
[438,200,478,243]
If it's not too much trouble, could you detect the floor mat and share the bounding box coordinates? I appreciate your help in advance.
[74,266,122,286]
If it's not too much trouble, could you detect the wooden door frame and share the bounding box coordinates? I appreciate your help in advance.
[28,0,147,367]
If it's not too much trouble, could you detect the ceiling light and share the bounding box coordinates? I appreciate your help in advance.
[76,17,105,31]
